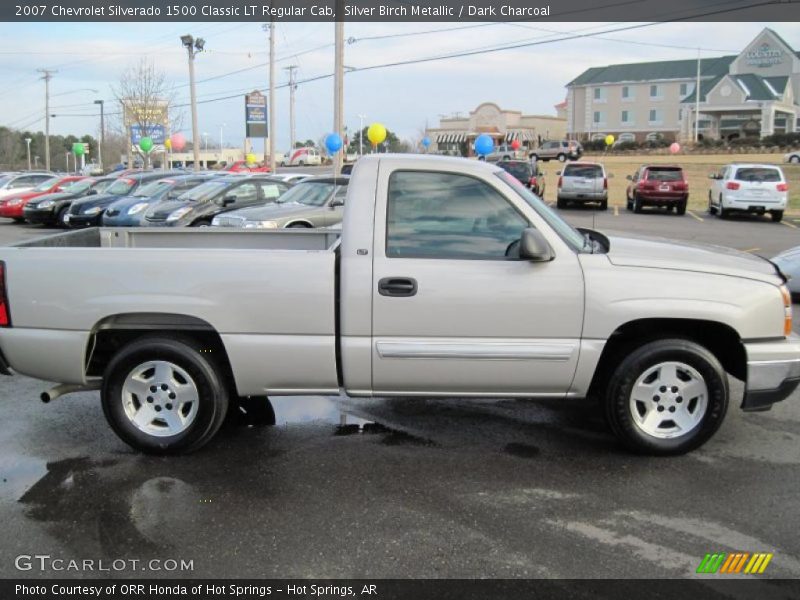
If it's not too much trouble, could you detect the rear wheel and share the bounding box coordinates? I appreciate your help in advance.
[791,155,800,164]
[676,200,687,216]
[556,197,566,209]
[708,191,717,215]
[101,336,229,454]
[771,210,784,223]
[604,339,729,455]
[633,193,643,213]
[56,206,70,227]
[557,153,566,162]
[599,199,608,210]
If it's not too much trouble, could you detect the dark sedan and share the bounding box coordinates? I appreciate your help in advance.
[102,174,214,227]
[143,175,290,227]
[24,177,117,227]
[67,171,183,228]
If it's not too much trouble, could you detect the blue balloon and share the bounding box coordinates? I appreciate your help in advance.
[325,132,343,154]
[422,136,431,148]
[474,134,494,156]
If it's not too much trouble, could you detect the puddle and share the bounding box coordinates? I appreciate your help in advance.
[0,453,48,500]
[269,395,372,428]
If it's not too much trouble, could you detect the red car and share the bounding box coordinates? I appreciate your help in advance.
[0,175,85,221]
[224,160,271,173]
[625,165,688,215]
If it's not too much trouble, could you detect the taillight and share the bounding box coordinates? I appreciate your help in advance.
[777,183,788,192]
[557,176,563,188]
[529,177,537,187]
[781,285,792,337]
[726,182,740,190]
[603,178,608,190]
[0,261,9,327]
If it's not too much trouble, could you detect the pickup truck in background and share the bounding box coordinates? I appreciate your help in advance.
[0,155,797,456]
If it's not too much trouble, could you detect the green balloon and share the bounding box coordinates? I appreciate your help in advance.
[72,142,85,156]
[139,137,153,153]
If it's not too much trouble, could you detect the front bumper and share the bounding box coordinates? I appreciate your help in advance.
[23,207,56,224]
[742,335,800,411]
[67,213,103,228]
[0,203,25,219]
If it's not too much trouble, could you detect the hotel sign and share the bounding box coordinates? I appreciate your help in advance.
[746,43,783,68]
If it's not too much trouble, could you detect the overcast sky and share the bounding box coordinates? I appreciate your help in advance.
[2,21,798,151]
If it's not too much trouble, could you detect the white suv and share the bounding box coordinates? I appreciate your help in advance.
[708,163,788,222]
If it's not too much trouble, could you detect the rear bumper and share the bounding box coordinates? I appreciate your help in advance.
[742,336,800,411]
[639,194,686,205]
[558,190,607,201]
[722,193,786,211]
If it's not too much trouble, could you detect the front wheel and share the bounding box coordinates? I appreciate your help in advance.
[101,336,229,454]
[791,155,800,164]
[557,153,567,162]
[633,194,643,213]
[604,339,729,455]
[56,206,70,227]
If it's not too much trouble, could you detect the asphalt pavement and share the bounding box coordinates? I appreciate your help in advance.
[0,197,799,582]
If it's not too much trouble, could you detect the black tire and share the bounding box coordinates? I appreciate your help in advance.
[502,155,511,161]
[771,210,784,223]
[287,222,311,228]
[604,339,729,455]
[191,218,211,227]
[791,155,800,164]
[626,194,633,211]
[557,153,566,162]
[12,217,24,223]
[676,200,687,216]
[556,197,566,209]
[708,191,717,215]
[633,193,643,213]
[299,160,305,166]
[227,396,276,427]
[600,199,608,210]
[101,336,229,454]
[56,206,70,228]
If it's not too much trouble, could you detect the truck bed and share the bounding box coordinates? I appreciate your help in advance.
[14,227,341,251]
[0,227,340,395]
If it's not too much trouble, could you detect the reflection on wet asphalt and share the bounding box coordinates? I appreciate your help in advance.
[1,376,800,583]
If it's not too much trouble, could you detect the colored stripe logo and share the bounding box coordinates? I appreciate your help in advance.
[697,552,773,574]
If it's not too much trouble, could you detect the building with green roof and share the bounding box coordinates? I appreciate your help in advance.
[565,28,800,143]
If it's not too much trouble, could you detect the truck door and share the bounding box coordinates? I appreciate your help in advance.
[370,167,585,396]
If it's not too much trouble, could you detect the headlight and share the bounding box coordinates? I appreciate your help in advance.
[127,202,148,215]
[8,198,22,206]
[244,220,278,229]
[38,200,55,209]
[166,207,192,222]
[84,206,102,215]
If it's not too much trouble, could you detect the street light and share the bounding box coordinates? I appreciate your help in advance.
[357,114,367,156]
[24,138,32,170]
[94,99,104,170]
[181,34,205,171]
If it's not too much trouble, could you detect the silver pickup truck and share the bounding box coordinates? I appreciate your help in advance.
[0,155,797,455]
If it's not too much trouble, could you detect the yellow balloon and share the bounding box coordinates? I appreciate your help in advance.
[605,134,615,146]
[367,123,387,146]
[246,153,257,164]
[164,138,172,150]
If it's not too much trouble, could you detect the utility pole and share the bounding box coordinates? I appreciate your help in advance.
[24,138,31,170]
[285,65,297,155]
[94,99,104,170]
[333,10,345,176]
[37,69,56,171]
[358,114,366,156]
[263,21,277,172]
[181,35,205,172]
[694,48,701,144]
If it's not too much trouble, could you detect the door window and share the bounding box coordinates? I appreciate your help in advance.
[386,171,528,260]
[259,182,287,199]
[230,183,257,203]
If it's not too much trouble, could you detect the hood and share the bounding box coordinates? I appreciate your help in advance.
[146,199,193,220]
[227,201,308,221]
[26,191,76,207]
[605,233,780,285]
[772,245,800,280]
[71,193,124,210]
[107,194,155,212]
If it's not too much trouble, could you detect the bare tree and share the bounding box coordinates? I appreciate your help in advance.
[112,59,183,168]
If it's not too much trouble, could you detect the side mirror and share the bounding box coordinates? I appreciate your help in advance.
[86,189,98,196]
[519,228,553,262]
[555,170,562,175]
[329,197,345,208]
[625,174,633,181]
[221,194,237,206]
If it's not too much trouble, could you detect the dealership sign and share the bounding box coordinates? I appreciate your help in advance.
[245,91,267,138]
[746,43,783,67]
[130,124,166,144]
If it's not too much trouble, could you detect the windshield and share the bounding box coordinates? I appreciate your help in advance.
[178,180,229,202]
[106,178,136,195]
[134,179,173,197]
[63,179,94,194]
[277,181,337,206]
[496,171,586,252]
[735,167,781,182]
[33,177,60,191]
[497,162,532,181]
[93,179,114,193]
[564,164,603,178]
[0,175,12,188]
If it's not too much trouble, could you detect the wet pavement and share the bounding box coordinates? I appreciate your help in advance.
[1,371,799,580]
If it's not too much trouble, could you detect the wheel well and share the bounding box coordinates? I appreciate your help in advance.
[286,220,313,228]
[85,313,239,396]
[587,318,747,398]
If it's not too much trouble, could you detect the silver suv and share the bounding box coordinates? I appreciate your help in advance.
[556,162,608,210]
[483,144,520,163]
[532,140,583,162]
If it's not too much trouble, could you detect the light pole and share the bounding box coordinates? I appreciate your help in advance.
[24,138,32,170]
[34,155,39,169]
[64,151,70,174]
[181,34,205,172]
[94,99,104,170]
[37,69,56,171]
[357,114,366,156]
[285,65,297,155]
[263,21,277,172]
